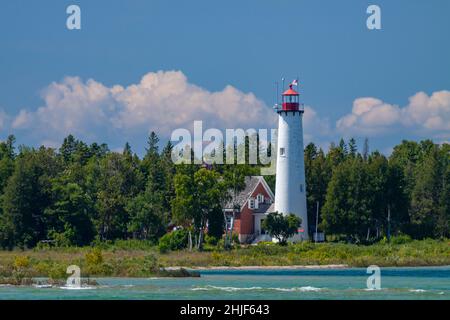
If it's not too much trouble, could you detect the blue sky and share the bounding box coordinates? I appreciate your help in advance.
[0,0,449,155]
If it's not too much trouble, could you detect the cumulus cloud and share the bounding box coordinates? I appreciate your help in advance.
[109,71,276,133]
[11,69,447,152]
[403,91,450,131]
[10,71,280,148]
[336,90,450,138]
[303,106,332,144]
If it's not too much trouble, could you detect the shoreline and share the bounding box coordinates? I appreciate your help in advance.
[168,264,450,271]
[169,264,350,271]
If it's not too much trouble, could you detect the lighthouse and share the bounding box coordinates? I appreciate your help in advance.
[274,81,308,241]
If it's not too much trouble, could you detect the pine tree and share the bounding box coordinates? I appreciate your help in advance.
[410,147,441,238]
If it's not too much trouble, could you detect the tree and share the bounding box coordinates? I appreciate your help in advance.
[93,152,143,240]
[262,212,301,245]
[366,152,389,238]
[389,140,422,198]
[385,162,409,236]
[348,138,357,157]
[410,147,442,238]
[0,135,16,193]
[126,182,166,242]
[123,142,132,159]
[305,143,331,235]
[437,160,450,238]
[59,135,92,165]
[45,181,94,246]
[172,168,227,250]
[321,157,375,242]
[363,138,369,161]
[0,147,60,249]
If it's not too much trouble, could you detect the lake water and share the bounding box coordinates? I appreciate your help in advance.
[1,266,449,300]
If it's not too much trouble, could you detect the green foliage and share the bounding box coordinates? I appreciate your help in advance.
[0,132,447,250]
[45,181,95,246]
[0,147,61,249]
[389,235,413,245]
[172,168,228,250]
[319,139,449,242]
[262,212,301,245]
[321,157,376,241]
[126,189,165,242]
[204,233,219,246]
[158,229,189,253]
[85,248,103,265]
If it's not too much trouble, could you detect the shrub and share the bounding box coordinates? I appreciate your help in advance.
[390,235,413,245]
[205,234,219,246]
[262,212,301,245]
[48,263,67,280]
[13,256,30,269]
[85,248,103,266]
[231,233,240,245]
[142,254,159,273]
[158,229,189,253]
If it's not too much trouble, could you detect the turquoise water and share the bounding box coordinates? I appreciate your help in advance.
[0,266,449,300]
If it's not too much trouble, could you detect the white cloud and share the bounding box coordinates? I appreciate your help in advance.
[336,90,450,137]
[303,106,332,145]
[110,71,276,134]
[11,71,281,147]
[12,110,33,129]
[403,91,450,131]
[10,70,447,152]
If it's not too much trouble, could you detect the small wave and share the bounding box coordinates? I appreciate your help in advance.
[33,284,53,289]
[59,286,96,290]
[364,288,383,291]
[271,286,322,292]
[409,289,427,293]
[192,286,263,292]
[191,285,322,292]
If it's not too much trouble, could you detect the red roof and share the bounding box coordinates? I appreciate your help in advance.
[283,87,299,95]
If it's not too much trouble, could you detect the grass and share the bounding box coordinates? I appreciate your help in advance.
[0,238,448,283]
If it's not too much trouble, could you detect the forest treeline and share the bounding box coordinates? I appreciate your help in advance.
[0,133,448,249]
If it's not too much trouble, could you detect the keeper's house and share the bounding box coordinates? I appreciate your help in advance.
[224,176,275,244]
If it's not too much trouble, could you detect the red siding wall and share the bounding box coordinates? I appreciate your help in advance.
[239,206,254,234]
[233,181,272,237]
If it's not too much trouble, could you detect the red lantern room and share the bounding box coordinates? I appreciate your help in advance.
[280,84,303,113]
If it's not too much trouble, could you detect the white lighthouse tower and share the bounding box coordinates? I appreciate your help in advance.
[274,81,308,241]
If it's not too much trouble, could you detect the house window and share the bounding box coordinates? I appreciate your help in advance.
[257,194,265,204]
[225,215,234,231]
[248,198,255,209]
[280,147,286,156]
[300,184,304,192]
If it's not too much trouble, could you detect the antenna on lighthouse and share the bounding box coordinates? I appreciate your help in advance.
[274,81,279,109]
